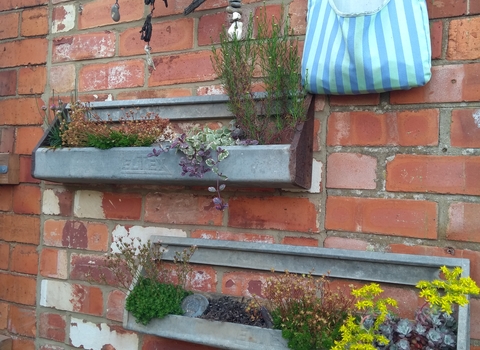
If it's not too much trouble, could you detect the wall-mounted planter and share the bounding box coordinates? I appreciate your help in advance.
[123,236,472,350]
[32,94,314,189]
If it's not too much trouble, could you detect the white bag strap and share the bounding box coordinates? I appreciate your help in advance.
[328,0,391,17]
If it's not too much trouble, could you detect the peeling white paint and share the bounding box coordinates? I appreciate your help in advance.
[105,94,113,101]
[74,190,105,219]
[42,189,61,215]
[52,4,76,33]
[472,110,480,127]
[108,65,132,89]
[40,280,73,311]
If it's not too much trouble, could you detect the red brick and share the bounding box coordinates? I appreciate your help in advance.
[18,66,46,95]
[181,265,217,293]
[42,187,73,216]
[79,60,144,92]
[145,193,223,225]
[102,192,142,220]
[15,126,44,154]
[281,236,318,247]
[51,4,76,33]
[52,32,116,62]
[106,290,126,322]
[19,156,39,184]
[327,109,439,146]
[148,51,216,86]
[430,21,443,60]
[0,0,47,11]
[0,98,44,126]
[11,337,35,350]
[0,273,36,305]
[198,12,227,46]
[191,229,275,243]
[43,219,109,251]
[222,271,272,297]
[288,0,307,35]
[447,202,480,243]
[388,244,480,289]
[78,0,144,29]
[11,244,38,275]
[142,335,220,350]
[7,305,35,337]
[40,248,67,279]
[0,38,48,69]
[116,88,192,100]
[0,12,19,40]
[253,5,283,36]
[329,94,380,106]
[313,119,321,151]
[451,109,480,147]
[21,6,48,37]
[471,0,480,14]
[153,0,227,17]
[0,186,13,211]
[0,127,15,152]
[326,153,377,189]
[70,253,121,287]
[228,196,318,233]
[120,18,194,56]
[472,299,480,340]
[391,63,480,104]
[0,70,16,97]
[71,284,103,315]
[325,196,437,239]
[13,184,41,215]
[323,236,370,251]
[0,242,9,270]
[314,95,326,111]
[386,155,480,195]
[49,64,76,93]
[426,0,466,18]
[39,313,66,342]
[447,17,480,60]
[0,302,8,329]
[0,214,40,244]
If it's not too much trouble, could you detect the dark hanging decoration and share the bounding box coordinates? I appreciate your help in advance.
[184,0,206,15]
[140,14,153,43]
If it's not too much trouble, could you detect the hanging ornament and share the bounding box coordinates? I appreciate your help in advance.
[111,0,120,22]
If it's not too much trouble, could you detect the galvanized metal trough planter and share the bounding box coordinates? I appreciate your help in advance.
[123,236,472,350]
[32,94,314,188]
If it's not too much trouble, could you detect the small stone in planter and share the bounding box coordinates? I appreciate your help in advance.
[182,294,209,317]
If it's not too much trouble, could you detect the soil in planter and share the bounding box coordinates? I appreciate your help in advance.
[200,296,269,328]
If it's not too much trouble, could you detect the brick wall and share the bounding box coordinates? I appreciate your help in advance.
[0,0,479,349]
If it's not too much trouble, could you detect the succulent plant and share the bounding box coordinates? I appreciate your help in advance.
[395,319,413,338]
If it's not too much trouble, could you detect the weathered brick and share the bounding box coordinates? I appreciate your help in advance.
[78,0,144,29]
[145,193,223,226]
[0,70,16,97]
[21,6,48,36]
[447,202,480,243]
[0,214,40,244]
[102,192,142,220]
[106,290,125,322]
[7,305,35,337]
[148,51,216,86]
[0,186,13,211]
[43,219,109,251]
[325,197,437,239]
[0,98,44,125]
[197,12,227,46]
[53,32,116,62]
[73,190,105,219]
[0,273,36,305]
[326,153,377,190]
[386,155,480,195]
[426,0,466,18]
[142,335,219,350]
[329,94,380,106]
[447,17,480,60]
[38,345,66,350]
[0,302,8,329]
[0,0,47,12]
[388,244,480,290]
[323,236,370,251]
[111,225,187,251]
[430,21,443,60]
[40,247,68,279]
[79,60,144,92]
[18,65,46,95]
[288,0,307,35]
[327,109,439,146]
[49,64,76,93]
[15,126,44,154]
[11,338,35,350]
[13,184,41,215]
[0,12,18,40]
[51,4,75,33]
[40,280,103,316]
[222,271,272,297]
[116,87,192,100]
[471,298,480,340]
[281,236,318,247]
[0,127,15,152]
[70,253,117,286]
[229,196,318,233]
[120,18,194,56]
[11,244,38,275]
[0,38,48,69]
[39,313,66,342]
[153,0,227,17]
[191,229,275,243]
[0,242,9,270]
[391,64,480,104]
[253,5,283,35]
[451,109,480,147]
[42,188,73,216]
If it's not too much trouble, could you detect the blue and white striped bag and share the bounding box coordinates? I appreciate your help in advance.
[302,0,431,95]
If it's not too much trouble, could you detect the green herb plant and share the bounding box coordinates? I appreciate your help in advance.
[89,234,197,326]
